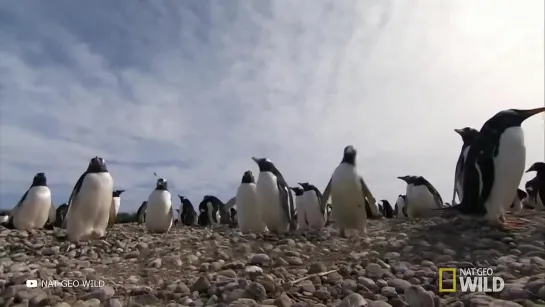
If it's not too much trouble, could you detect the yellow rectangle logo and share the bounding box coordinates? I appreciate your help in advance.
[438,268,456,293]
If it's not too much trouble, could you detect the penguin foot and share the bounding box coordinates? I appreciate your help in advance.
[501,217,527,229]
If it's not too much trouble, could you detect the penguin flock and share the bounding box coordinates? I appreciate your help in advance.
[0,107,543,241]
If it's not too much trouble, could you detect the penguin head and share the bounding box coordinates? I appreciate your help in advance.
[230,208,237,218]
[298,182,310,191]
[454,127,479,145]
[526,162,545,174]
[113,189,125,197]
[241,171,255,184]
[155,178,168,190]
[486,107,545,130]
[289,186,304,196]
[252,157,276,173]
[32,172,47,187]
[342,145,357,165]
[397,175,413,184]
[88,156,108,173]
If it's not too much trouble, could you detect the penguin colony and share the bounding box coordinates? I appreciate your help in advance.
[0,107,544,240]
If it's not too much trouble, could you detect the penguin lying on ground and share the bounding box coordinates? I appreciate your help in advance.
[5,172,53,230]
[198,196,219,226]
[452,127,479,206]
[252,157,296,233]
[321,145,380,237]
[398,175,443,218]
[65,157,114,242]
[145,178,173,233]
[439,107,545,230]
[526,162,545,210]
[236,170,267,233]
[136,201,147,224]
[109,189,125,226]
[178,195,197,226]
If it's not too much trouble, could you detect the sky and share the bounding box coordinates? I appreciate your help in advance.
[1,0,544,213]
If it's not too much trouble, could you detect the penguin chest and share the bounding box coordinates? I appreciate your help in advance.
[304,192,325,228]
[295,195,308,229]
[395,197,407,218]
[331,166,364,209]
[206,202,218,225]
[236,183,266,233]
[487,127,526,212]
[146,190,173,232]
[256,173,284,220]
[406,185,435,217]
[14,186,52,230]
[76,173,114,214]
[111,197,121,217]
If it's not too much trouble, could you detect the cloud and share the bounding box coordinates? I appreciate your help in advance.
[1,0,543,212]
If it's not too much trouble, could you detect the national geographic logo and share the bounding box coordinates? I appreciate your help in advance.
[438,268,504,293]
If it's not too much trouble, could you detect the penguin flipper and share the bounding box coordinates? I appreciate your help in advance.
[359,177,380,217]
[277,182,294,224]
[14,189,30,212]
[423,181,445,208]
[66,173,87,213]
[321,178,332,206]
[225,196,236,210]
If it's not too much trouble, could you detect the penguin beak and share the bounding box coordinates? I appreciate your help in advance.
[397,176,408,182]
[518,107,545,120]
[454,128,463,135]
[526,165,536,173]
[251,157,259,164]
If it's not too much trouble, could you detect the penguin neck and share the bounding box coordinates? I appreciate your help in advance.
[155,186,168,191]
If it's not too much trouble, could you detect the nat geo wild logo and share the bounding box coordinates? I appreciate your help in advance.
[438,267,505,293]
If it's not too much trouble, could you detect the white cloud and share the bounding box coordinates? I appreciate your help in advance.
[0,0,543,211]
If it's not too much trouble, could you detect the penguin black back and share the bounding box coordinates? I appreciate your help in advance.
[289,187,304,196]
[526,162,545,206]
[136,201,147,224]
[412,176,444,207]
[381,200,394,218]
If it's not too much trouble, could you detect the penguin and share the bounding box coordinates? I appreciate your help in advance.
[178,195,197,226]
[54,203,68,228]
[451,127,479,206]
[324,203,333,226]
[379,200,394,218]
[510,189,527,213]
[236,170,267,233]
[298,182,326,229]
[6,172,52,230]
[321,145,380,237]
[198,196,220,226]
[395,195,408,218]
[173,209,180,225]
[0,211,9,225]
[289,186,307,230]
[252,157,295,233]
[145,178,173,233]
[64,157,114,241]
[526,162,545,210]
[44,203,57,230]
[229,208,237,224]
[376,201,385,217]
[109,189,125,226]
[445,107,545,229]
[365,199,383,220]
[136,201,147,224]
[398,175,443,218]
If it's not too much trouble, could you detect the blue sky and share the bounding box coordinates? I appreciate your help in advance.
[1,0,544,212]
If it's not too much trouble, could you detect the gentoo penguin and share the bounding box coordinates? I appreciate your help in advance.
[136,201,147,224]
[324,203,333,226]
[198,196,220,226]
[145,178,173,233]
[55,203,68,228]
[398,175,443,218]
[109,189,125,226]
[229,208,237,224]
[321,145,380,237]
[252,157,295,233]
[0,211,9,225]
[236,170,267,233]
[43,203,57,230]
[395,195,408,218]
[510,189,527,213]
[178,195,197,226]
[526,162,545,210]
[298,182,326,229]
[289,186,308,230]
[64,157,114,241]
[7,172,52,230]
[451,107,545,229]
[379,200,394,218]
[451,127,479,206]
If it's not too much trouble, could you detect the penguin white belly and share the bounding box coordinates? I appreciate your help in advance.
[395,197,407,219]
[110,197,120,221]
[236,183,267,233]
[207,202,218,225]
[454,147,470,204]
[330,165,367,232]
[535,190,544,209]
[13,186,52,230]
[484,128,526,221]
[295,194,308,230]
[66,173,113,241]
[256,173,289,233]
[48,203,56,224]
[146,190,173,233]
[406,185,435,218]
[0,215,8,223]
[305,192,325,228]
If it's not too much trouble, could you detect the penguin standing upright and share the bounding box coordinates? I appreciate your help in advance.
[526,162,545,210]
[395,195,408,218]
[321,146,380,237]
[145,178,173,233]
[55,203,68,228]
[65,157,114,241]
[289,186,307,230]
[198,196,219,226]
[229,208,237,225]
[109,189,125,226]
[379,200,394,218]
[178,195,197,226]
[7,172,52,230]
[44,203,57,230]
[324,204,333,226]
[136,201,147,224]
[299,182,326,229]
[252,157,295,234]
[451,127,479,206]
[398,175,443,218]
[236,170,267,233]
[510,189,527,213]
[449,107,545,229]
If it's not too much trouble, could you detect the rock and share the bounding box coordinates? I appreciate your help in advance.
[250,254,271,266]
[340,293,368,307]
[489,300,524,307]
[366,263,384,279]
[274,292,292,307]
[246,282,266,301]
[404,285,434,307]
[387,278,412,293]
[309,262,327,274]
[191,276,211,293]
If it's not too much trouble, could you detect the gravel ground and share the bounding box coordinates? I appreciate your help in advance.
[1,211,544,307]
